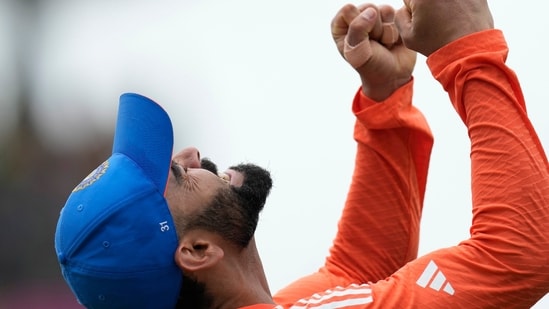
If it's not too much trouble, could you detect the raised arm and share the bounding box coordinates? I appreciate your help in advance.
[274,4,433,304]
[362,2,549,307]
[326,1,434,282]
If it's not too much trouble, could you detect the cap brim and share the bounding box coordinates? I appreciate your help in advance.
[113,93,174,191]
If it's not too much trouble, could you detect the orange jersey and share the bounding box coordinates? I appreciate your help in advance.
[259,29,549,308]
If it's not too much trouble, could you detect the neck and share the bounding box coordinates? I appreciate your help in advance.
[244,238,271,295]
[208,238,274,309]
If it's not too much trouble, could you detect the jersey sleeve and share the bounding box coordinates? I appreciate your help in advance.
[367,29,549,308]
[274,79,434,305]
[327,80,434,281]
[373,30,549,308]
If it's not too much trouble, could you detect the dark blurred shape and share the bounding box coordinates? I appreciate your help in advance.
[0,282,83,309]
[0,0,112,307]
[0,78,112,308]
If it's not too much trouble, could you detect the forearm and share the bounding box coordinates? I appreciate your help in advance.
[325,81,434,282]
[398,29,549,307]
[349,29,549,309]
[429,29,549,262]
[274,82,434,305]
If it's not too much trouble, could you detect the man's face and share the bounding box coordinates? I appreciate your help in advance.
[164,147,272,308]
[164,147,272,246]
[165,147,242,220]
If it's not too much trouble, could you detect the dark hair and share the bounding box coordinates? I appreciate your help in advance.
[182,163,272,248]
[175,163,272,308]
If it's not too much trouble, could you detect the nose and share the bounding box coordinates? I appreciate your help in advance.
[173,147,201,168]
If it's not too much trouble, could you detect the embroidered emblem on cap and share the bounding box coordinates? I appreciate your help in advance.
[73,161,109,192]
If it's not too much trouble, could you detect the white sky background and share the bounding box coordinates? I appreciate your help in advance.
[1,0,547,307]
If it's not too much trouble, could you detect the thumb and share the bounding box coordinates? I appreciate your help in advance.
[344,7,378,69]
[347,7,378,46]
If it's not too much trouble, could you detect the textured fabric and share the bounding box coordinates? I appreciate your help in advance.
[271,29,549,308]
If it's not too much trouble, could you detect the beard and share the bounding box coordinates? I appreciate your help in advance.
[183,159,273,248]
[175,159,273,308]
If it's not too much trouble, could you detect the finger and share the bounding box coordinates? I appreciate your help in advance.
[379,5,396,24]
[344,8,378,69]
[357,4,383,42]
[346,7,378,46]
[378,5,398,47]
[331,4,361,41]
[380,23,399,47]
[344,39,373,69]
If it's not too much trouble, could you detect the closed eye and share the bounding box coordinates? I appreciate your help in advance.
[171,161,186,184]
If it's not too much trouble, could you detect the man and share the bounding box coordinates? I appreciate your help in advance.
[55,1,549,308]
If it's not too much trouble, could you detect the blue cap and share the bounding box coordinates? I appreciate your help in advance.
[54,93,182,308]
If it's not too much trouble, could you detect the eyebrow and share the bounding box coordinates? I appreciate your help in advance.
[200,158,218,175]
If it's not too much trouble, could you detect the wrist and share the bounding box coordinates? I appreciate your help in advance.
[361,76,412,102]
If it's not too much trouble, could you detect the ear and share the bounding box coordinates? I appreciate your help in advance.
[174,237,224,272]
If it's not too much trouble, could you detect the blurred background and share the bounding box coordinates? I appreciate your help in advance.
[0,0,547,307]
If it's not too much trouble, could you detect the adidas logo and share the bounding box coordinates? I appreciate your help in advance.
[416,260,455,295]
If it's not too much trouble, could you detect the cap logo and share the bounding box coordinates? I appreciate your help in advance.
[73,161,109,192]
